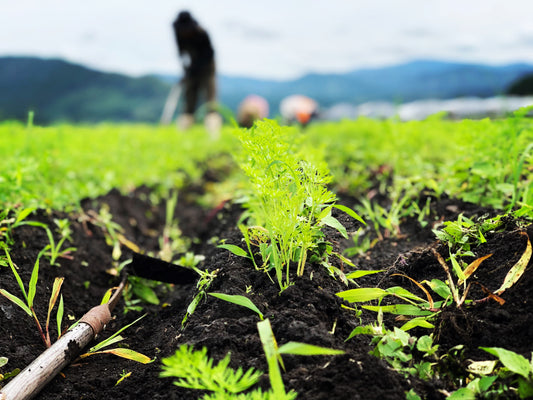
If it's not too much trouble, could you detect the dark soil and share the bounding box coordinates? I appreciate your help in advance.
[1,181,532,399]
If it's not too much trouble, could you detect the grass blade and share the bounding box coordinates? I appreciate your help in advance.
[257,319,286,398]
[0,289,32,316]
[57,294,64,339]
[209,292,264,320]
[27,252,43,309]
[332,204,366,225]
[278,342,344,356]
[336,288,388,303]
[217,244,251,258]
[4,248,28,302]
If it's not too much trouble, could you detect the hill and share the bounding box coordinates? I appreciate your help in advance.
[1,56,532,124]
[0,57,169,124]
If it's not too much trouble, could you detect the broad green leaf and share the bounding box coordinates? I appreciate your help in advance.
[14,207,36,224]
[385,286,426,302]
[447,388,476,400]
[449,251,466,282]
[346,324,383,341]
[320,215,348,239]
[400,318,434,331]
[336,288,388,303]
[278,342,344,356]
[0,356,7,368]
[416,335,435,354]
[345,270,385,279]
[423,279,451,299]
[481,347,532,379]
[209,292,264,320]
[0,289,31,316]
[518,378,533,399]
[132,284,160,305]
[218,244,251,259]
[362,304,433,316]
[495,232,531,295]
[332,204,366,225]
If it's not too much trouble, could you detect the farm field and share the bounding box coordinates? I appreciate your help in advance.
[1,113,533,400]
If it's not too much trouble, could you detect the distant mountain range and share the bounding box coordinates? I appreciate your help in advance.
[1,56,533,124]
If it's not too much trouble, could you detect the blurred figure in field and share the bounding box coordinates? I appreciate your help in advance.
[237,94,269,128]
[279,94,319,127]
[173,11,221,137]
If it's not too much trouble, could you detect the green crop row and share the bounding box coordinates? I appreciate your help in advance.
[0,120,237,210]
[1,109,532,215]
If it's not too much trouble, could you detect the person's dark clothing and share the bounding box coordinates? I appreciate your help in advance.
[173,11,216,115]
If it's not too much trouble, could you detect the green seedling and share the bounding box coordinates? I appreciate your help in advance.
[0,207,38,249]
[433,213,502,256]
[447,376,499,400]
[181,268,218,328]
[79,314,152,364]
[0,357,21,386]
[356,194,412,240]
[17,219,77,266]
[115,370,132,386]
[466,346,533,399]
[159,189,191,262]
[257,318,343,399]
[0,247,64,348]
[160,345,264,398]
[80,206,139,261]
[208,292,264,320]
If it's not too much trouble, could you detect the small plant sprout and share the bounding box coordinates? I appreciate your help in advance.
[0,247,64,347]
[257,318,344,399]
[80,206,139,261]
[14,218,77,266]
[0,357,20,385]
[160,345,264,397]
[115,370,132,386]
[181,268,218,328]
[79,314,152,364]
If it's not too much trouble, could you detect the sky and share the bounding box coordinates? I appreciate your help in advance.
[2,0,533,80]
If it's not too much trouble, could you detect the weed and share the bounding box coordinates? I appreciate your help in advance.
[78,314,152,364]
[0,357,20,387]
[0,247,64,347]
[181,268,218,328]
[115,370,132,386]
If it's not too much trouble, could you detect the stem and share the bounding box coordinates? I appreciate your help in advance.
[32,309,50,348]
